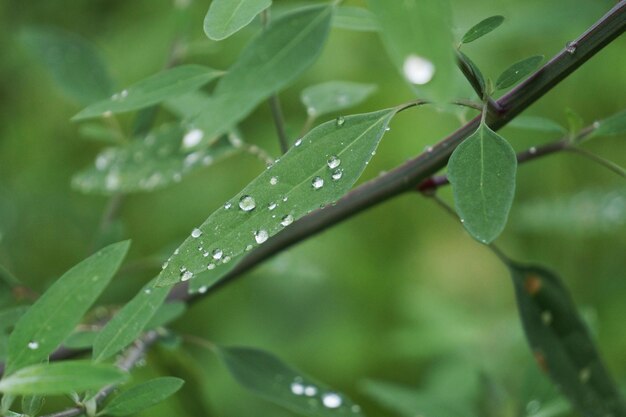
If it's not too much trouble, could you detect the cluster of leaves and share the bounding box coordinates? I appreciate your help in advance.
[1,1,625,417]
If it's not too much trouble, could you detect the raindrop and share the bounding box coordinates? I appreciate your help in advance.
[191,228,202,238]
[270,176,279,186]
[529,146,537,155]
[120,89,129,99]
[291,382,305,395]
[336,116,346,127]
[294,138,303,147]
[245,244,253,251]
[212,249,223,260]
[327,156,341,169]
[312,177,324,190]
[198,286,208,294]
[161,261,169,270]
[281,214,294,227]
[144,288,152,295]
[224,202,233,210]
[207,263,216,270]
[322,393,342,409]
[593,121,601,129]
[254,230,269,244]
[424,145,434,153]
[223,255,231,263]
[385,127,391,132]
[183,128,204,149]
[181,270,193,282]
[403,54,435,85]
[268,202,277,211]
[203,251,209,257]
[282,196,289,202]
[565,41,577,55]
[332,169,343,181]
[304,386,317,397]
[28,341,39,350]
[239,195,256,212]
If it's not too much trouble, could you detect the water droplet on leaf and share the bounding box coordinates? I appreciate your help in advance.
[181,270,193,281]
[239,195,256,212]
[336,116,346,127]
[312,177,324,190]
[281,214,294,227]
[183,128,204,149]
[254,230,269,244]
[322,392,342,408]
[331,169,343,181]
[191,228,202,238]
[270,176,279,185]
[327,155,341,169]
[28,341,39,350]
[212,249,223,260]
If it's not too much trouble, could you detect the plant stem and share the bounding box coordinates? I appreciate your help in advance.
[566,146,626,178]
[269,94,290,154]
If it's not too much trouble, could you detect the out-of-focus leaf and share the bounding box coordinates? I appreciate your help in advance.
[204,0,271,41]
[21,395,44,417]
[587,109,626,139]
[507,116,567,134]
[461,16,505,44]
[4,241,130,375]
[72,66,223,120]
[156,108,397,288]
[0,361,128,395]
[164,91,212,119]
[62,330,98,349]
[301,81,377,117]
[72,125,238,195]
[448,122,517,243]
[217,346,364,416]
[191,5,333,148]
[495,56,543,91]
[0,307,29,361]
[100,377,184,416]
[509,263,626,417]
[93,278,168,362]
[145,302,187,329]
[78,124,123,144]
[333,6,380,32]
[367,0,456,103]
[565,108,584,136]
[19,27,113,105]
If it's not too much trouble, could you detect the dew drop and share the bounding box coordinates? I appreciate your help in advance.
[282,196,289,202]
[191,228,202,238]
[212,249,223,260]
[331,169,343,181]
[161,261,169,270]
[183,128,204,149]
[239,195,256,212]
[336,116,346,127]
[28,341,39,350]
[403,54,435,85]
[529,146,537,155]
[294,138,303,147]
[181,270,193,281]
[198,286,208,294]
[312,177,324,190]
[281,214,294,227]
[245,244,253,251]
[207,263,216,270]
[144,288,152,294]
[304,386,317,397]
[224,202,233,210]
[254,229,269,244]
[327,155,341,169]
[565,41,577,54]
[592,121,600,129]
[222,255,231,263]
[270,176,279,185]
[268,202,277,211]
[291,382,305,395]
[322,393,342,408]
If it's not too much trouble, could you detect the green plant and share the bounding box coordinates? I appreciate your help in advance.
[1,1,625,417]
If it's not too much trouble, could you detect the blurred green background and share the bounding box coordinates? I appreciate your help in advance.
[0,0,625,416]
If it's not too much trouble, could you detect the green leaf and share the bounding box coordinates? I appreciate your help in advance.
[19,27,113,105]
[72,66,223,120]
[333,6,380,32]
[145,302,187,329]
[461,15,504,44]
[507,115,567,134]
[78,124,123,145]
[0,361,128,395]
[204,0,271,41]
[448,122,517,243]
[4,241,130,375]
[588,108,626,139]
[100,377,184,416]
[164,91,212,119]
[93,279,168,362]
[0,307,28,362]
[495,56,543,91]
[367,0,456,103]
[191,5,333,148]
[565,107,584,136]
[509,264,626,417]
[62,330,98,349]
[217,346,364,417]
[21,395,44,417]
[156,108,397,288]
[72,125,238,195]
[301,81,377,118]
[456,51,486,95]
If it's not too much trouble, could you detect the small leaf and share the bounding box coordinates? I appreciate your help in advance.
[5,241,130,375]
[448,122,517,243]
[156,108,397,288]
[333,6,380,32]
[72,66,223,120]
[217,346,364,417]
[191,5,333,148]
[565,107,584,136]
[21,395,45,417]
[93,279,168,362]
[588,108,626,139]
[204,0,271,41]
[72,125,238,195]
[495,55,543,91]
[301,81,377,118]
[0,361,128,395]
[19,27,113,105]
[461,15,505,44]
[100,377,184,416]
[509,263,626,417]
[456,51,486,95]
[145,302,187,329]
[507,115,567,134]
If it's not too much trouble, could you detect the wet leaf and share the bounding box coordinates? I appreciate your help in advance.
[461,15,505,44]
[204,0,271,41]
[301,81,377,118]
[100,377,184,416]
[333,6,380,32]
[495,56,543,91]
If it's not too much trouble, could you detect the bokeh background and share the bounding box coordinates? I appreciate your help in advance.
[0,0,625,416]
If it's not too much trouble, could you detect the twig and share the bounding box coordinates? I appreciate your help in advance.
[566,146,626,178]
[269,95,290,154]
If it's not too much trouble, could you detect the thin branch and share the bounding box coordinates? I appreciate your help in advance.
[566,146,626,178]
[269,95,290,154]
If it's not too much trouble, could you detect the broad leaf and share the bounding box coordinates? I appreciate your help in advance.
[461,15,504,44]
[4,241,130,375]
[588,108,626,139]
[508,115,567,134]
[368,0,456,103]
[145,302,187,329]
[156,108,396,287]
[333,6,379,32]
[72,66,223,120]
[204,0,271,41]
[301,81,377,117]
[19,27,113,105]
[217,346,364,417]
[93,278,169,362]
[100,377,184,416]
[191,5,333,148]
[0,361,128,395]
[509,264,626,417]
[448,122,517,243]
[495,56,543,91]
[72,125,238,195]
